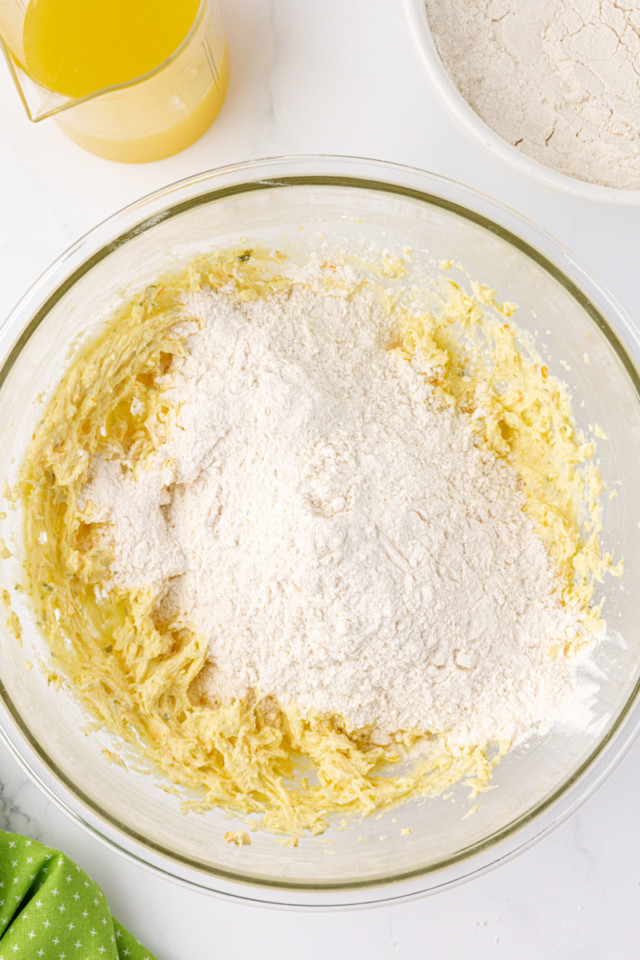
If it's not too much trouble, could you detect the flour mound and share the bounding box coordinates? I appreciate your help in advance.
[80,284,580,745]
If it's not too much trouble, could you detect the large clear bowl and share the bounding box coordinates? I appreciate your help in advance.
[1,156,639,907]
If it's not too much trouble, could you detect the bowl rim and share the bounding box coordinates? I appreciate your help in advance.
[1,154,640,906]
[403,0,640,206]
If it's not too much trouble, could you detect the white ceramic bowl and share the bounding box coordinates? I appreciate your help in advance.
[1,156,640,907]
[404,0,640,205]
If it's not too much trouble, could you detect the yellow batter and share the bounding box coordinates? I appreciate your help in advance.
[18,249,616,835]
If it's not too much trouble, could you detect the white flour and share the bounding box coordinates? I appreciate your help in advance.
[80,282,581,746]
[426,0,640,190]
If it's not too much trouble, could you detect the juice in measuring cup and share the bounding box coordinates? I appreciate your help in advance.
[21,0,229,161]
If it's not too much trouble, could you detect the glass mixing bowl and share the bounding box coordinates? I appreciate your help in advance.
[1,156,640,907]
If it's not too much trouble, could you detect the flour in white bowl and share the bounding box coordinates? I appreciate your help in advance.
[79,281,581,746]
[426,0,640,190]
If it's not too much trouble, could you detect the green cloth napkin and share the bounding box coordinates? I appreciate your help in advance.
[0,831,157,960]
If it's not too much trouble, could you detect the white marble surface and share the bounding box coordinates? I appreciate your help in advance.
[1,0,640,955]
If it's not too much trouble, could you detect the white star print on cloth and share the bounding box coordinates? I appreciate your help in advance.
[0,832,155,959]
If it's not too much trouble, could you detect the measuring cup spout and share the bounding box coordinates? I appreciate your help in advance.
[0,46,73,121]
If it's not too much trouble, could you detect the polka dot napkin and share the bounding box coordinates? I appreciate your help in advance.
[0,831,156,959]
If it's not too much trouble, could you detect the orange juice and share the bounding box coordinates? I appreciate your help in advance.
[21,0,229,162]
[23,0,200,97]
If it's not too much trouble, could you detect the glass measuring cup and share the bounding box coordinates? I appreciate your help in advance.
[0,0,229,162]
